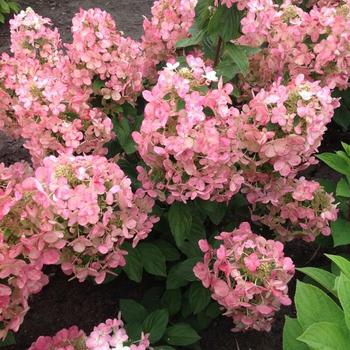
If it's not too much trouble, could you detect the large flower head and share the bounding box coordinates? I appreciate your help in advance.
[67,8,148,105]
[24,154,158,283]
[134,56,244,203]
[240,74,339,177]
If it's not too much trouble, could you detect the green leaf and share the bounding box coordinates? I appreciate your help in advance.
[208,4,241,41]
[8,2,20,13]
[154,347,176,350]
[342,142,350,156]
[123,244,143,282]
[189,282,211,314]
[195,0,211,29]
[297,267,337,296]
[167,266,189,290]
[318,153,350,176]
[143,309,169,344]
[0,12,5,23]
[175,258,201,282]
[225,43,249,75]
[337,273,350,330]
[0,0,10,14]
[176,29,206,48]
[197,200,227,225]
[196,310,213,330]
[161,289,182,316]
[92,77,106,93]
[202,35,216,60]
[164,323,201,346]
[168,202,192,247]
[139,243,166,277]
[125,322,143,342]
[177,215,205,258]
[298,322,350,350]
[0,332,15,347]
[216,59,242,81]
[295,281,344,330]
[283,316,309,350]
[326,254,350,279]
[119,299,147,324]
[238,44,261,56]
[167,258,201,289]
[337,178,350,197]
[154,239,181,262]
[205,302,221,319]
[331,218,350,247]
[113,116,136,155]
[318,178,337,193]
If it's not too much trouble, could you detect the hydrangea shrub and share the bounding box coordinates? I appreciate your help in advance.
[0,0,348,347]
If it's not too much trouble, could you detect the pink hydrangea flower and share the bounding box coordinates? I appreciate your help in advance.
[141,0,197,76]
[239,74,339,177]
[24,154,158,283]
[28,315,150,350]
[67,8,148,105]
[245,176,338,241]
[194,222,295,332]
[133,56,244,203]
[237,0,350,90]
[28,326,86,350]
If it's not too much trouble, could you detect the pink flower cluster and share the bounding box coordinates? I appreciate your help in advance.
[9,7,61,65]
[238,0,350,90]
[0,8,114,166]
[245,176,338,241]
[86,317,149,350]
[24,154,158,284]
[0,162,50,338]
[28,316,150,350]
[133,56,244,203]
[27,326,86,350]
[240,74,339,177]
[67,8,148,105]
[142,0,197,71]
[194,222,295,332]
[0,157,157,338]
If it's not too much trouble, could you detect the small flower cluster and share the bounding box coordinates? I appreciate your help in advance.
[67,8,147,105]
[142,0,197,70]
[240,74,339,177]
[86,317,149,350]
[27,326,86,350]
[25,154,158,284]
[0,251,49,339]
[28,316,150,350]
[194,222,295,332]
[133,56,244,203]
[9,7,61,65]
[245,176,338,242]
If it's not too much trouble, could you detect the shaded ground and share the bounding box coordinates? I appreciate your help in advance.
[0,1,348,349]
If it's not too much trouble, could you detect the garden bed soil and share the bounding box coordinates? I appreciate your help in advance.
[0,1,349,349]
